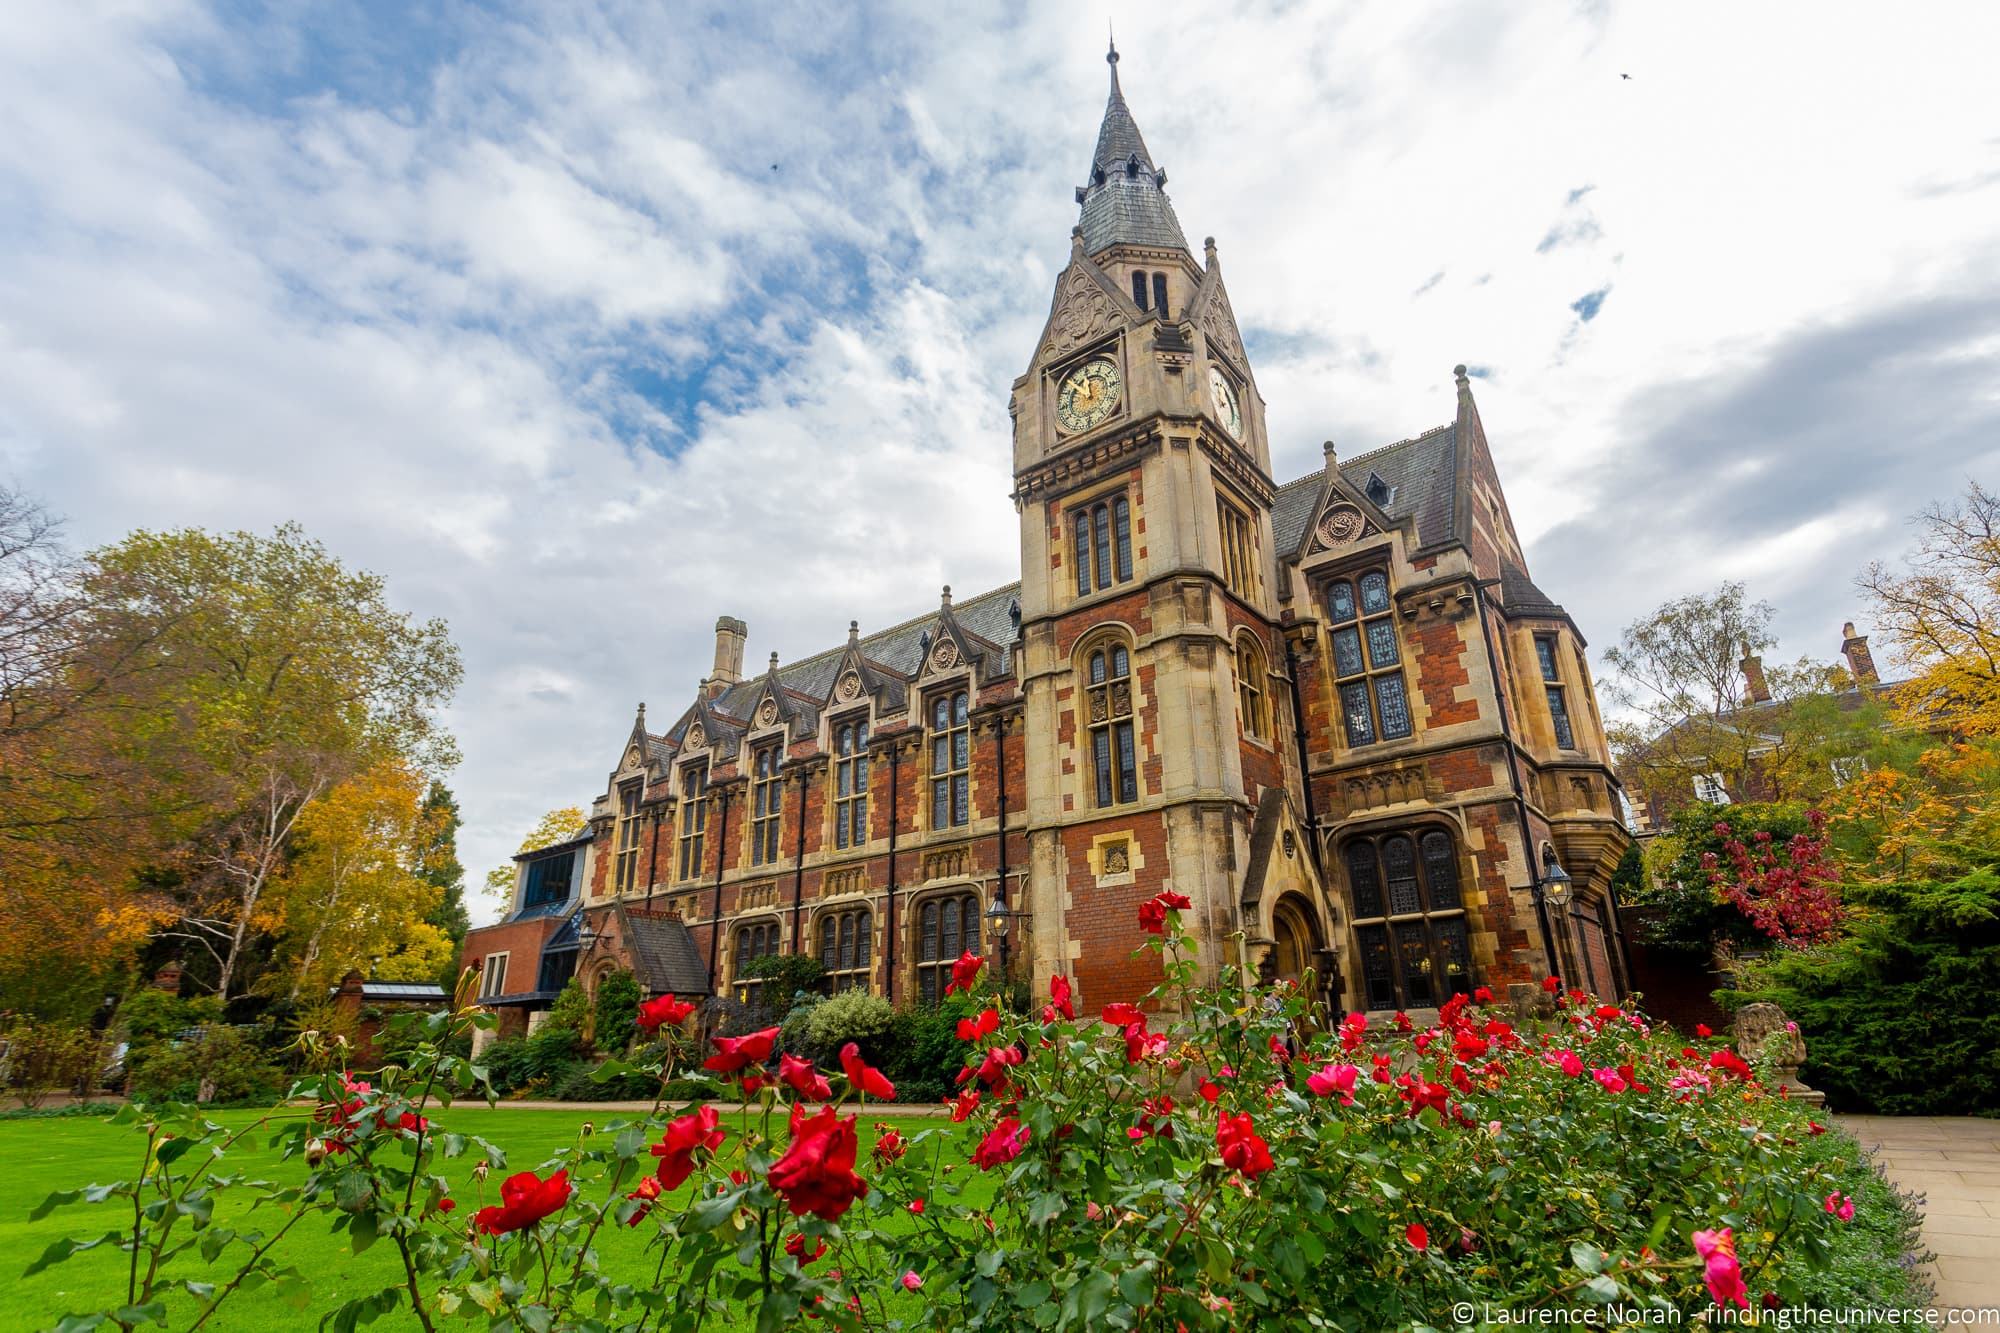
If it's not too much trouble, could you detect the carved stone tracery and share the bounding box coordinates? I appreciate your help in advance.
[1040,264,1121,364]
[1315,503,1365,550]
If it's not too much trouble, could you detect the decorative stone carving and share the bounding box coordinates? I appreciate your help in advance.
[822,867,868,899]
[835,671,862,703]
[756,698,778,727]
[1201,286,1245,367]
[1733,1002,1824,1106]
[1314,503,1365,550]
[1040,265,1121,364]
[1103,841,1131,876]
[685,724,705,751]
[922,847,969,881]
[929,637,960,673]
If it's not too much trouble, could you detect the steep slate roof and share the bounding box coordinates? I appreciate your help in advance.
[1500,563,1566,618]
[623,910,711,996]
[671,582,1023,742]
[1271,424,1461,556]
[1076,45,1188,256]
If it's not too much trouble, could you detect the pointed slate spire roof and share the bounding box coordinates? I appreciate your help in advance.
[1075,41,1189,256]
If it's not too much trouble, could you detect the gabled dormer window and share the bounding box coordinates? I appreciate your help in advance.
[750,744,782,866]
[613,784,641,896]
[833,718,870,849]
[677,762,709,881]
[1325,570,1412,746]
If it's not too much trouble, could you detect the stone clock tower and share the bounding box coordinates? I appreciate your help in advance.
[1010,42,1315,1006]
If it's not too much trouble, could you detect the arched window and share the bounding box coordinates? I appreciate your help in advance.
[613,784,641,895]
[1323,570,1412,746]
[930,690,971,828]
[1131,270,1149,310]
[916,892,981,1005]
[1087,642,1138,807]
[1235,634,1269,741]
[818,907,872,993]
[1072,494,1133,595]
[1343,829,1471,1010]
[833,718,870,849]
[1152,271,1169,319]
[732,921,780,1011]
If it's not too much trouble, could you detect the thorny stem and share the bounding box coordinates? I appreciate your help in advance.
[126,1124,157,1315]
[186,1206,309,1331]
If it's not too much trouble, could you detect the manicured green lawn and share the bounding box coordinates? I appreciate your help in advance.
[4,1107,957,1332]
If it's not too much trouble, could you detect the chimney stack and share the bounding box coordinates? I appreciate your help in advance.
[712,616,747,685]
[1840,621,1879,686]
[1739,642,1772,704]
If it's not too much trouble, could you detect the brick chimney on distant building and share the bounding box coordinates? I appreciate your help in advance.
[1740,642,1772,704]
[1840,621,1879,686]
[712,616,748,686]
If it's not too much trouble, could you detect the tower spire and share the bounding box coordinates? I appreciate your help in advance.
[1074,42,1188,256]
[1107,26,1120,95]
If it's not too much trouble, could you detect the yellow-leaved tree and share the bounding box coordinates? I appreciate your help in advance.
[268,760,455,999]
[1864,479,2000,736]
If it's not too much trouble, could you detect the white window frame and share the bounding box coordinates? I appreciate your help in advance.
[1692,773,1731,805]
[481,951,510,998]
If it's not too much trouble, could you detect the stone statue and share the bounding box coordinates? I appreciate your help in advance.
[1733,1002,1824,1106]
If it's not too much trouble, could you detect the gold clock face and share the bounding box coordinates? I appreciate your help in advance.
[1208,365,1242,438]
[1055,357,1123,433]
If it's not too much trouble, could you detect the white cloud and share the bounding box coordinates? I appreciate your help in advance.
[4,0,1999,919]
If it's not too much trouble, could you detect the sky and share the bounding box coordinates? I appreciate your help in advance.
[5,2,1998,924]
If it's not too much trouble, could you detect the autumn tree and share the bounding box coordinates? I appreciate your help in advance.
[484,806,589,904]
[87,523,462,997]
[268,760,455,999]
[0,486,183,1014]
[1863,479,2000,734]
[1605,582,1880,811]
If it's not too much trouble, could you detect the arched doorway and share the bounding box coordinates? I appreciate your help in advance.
[1270,894,1322,985]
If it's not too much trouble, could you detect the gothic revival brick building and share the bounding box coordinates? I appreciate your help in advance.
[464,48,1634,1035]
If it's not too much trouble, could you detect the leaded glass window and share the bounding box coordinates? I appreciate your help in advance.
[1323,569,1412,746]
[1342,829,1475,1010]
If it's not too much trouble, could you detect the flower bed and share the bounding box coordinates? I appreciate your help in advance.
[29,896,1925,1331]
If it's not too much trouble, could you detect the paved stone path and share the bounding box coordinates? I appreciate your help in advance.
[1838,1115,2000,1311]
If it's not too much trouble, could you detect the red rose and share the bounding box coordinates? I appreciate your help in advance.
[636,994,698,1033]
[971,1043,1024,1090]
[780,1052,832,1102]
[949,1089,981,1122]
[704,1026,781,1074]
[1137,899,1168,934]
[873,1125,906,1165]
[1406,1222,1429,1251]
[1048,975,1075,1021]
[840,1042,897,1100]
[1215,1112,1274,1178]
[1101,1002,1147,1029]
[973,1116,1030,1170]
[1473,986,1494,1003]
[625,1173,662,1225]
[651,1105,726,1190]
[473,1169,573,1235]
[1542,976,1561,994]
[1197,1077,1221,1104]
[768,1106,869,1222]
[957,1008,1000,1042]
[784,1232,828,1265]
[944,951,984,995]
[438,1197,457,1214]
[1695,1023,1714,1038]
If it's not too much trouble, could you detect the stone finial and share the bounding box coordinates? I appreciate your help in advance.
[1454,363,1470,385]
[1322,439,1338,468]
[769,651,779,670]
[1204,235,1218,264]
[1071,225,1085,253]
[635,701,646,724]
[1733,1002,1824,1106]
[941,584,953,608]
[848,619,860,645]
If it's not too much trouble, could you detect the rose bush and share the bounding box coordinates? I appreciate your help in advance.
[28,894,1924,1331]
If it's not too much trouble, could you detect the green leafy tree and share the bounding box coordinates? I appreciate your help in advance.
[1606,583,1876,812]
[415,780,469,947]
[590,969,642,1051]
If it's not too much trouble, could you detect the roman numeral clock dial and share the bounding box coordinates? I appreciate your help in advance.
[1055,357,1122,433]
